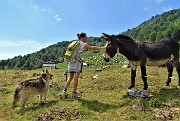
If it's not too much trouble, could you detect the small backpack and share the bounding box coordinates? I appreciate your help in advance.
[64,41,80,62]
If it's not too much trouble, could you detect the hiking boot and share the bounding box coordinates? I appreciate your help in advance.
[60,90,67,100]
[60,90,66,96]
[127,89,135,97]
[72,92,80,99]
[60,89,66,96]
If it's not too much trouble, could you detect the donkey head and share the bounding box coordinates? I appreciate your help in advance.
[102,33,118,62]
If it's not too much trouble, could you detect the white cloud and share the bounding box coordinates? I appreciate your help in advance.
[163,6,173,12]
[42,8,47,12]
[156,0,164,4]
[0,40,52,60]
[22,40,51,50]
[31,3,39,12]
[0,52,19,60]
[143,7,148,11]
[31,3,52,13]
[55,14,62,22]
[0,40,21,47]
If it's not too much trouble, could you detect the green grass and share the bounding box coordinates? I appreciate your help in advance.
[0,64,180,121]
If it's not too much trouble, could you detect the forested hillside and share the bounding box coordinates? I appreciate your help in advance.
[0,41,70,70]
[0,37,104,70]
[122,8,180,42]
[0,8,180,70]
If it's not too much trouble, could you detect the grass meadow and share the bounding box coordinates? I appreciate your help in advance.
[0,63,180,121]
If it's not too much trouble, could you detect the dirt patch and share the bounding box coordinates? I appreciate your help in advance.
[37,107,81,121]
[153,107,179,120]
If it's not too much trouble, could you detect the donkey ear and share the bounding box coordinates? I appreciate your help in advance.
[101,33,111,41]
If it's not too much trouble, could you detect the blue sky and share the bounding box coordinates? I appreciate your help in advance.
[0,0,179,60]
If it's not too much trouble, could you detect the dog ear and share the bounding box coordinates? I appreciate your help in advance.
[41,70,45,74]
[46,69,49,74]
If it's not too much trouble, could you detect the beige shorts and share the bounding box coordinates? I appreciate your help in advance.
[68,61,83,73]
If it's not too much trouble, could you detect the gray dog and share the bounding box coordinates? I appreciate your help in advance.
[12,69,53,111]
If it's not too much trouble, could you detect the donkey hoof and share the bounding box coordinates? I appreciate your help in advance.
[166,82,170,86]
[128,85,135,89]
[143,86,148,90]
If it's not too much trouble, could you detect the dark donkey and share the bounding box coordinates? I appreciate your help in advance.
[102,33,180,90]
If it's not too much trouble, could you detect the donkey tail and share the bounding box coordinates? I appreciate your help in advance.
[12,84,23,107]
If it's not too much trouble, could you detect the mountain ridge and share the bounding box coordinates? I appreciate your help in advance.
[0,8,180,70]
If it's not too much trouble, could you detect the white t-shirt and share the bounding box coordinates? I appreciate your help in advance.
[78,41,86,53]
[68,41,86,72]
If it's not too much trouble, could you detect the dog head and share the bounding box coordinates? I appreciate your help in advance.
[40,69,53,80]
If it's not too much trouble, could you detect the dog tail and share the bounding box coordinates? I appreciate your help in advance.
[12,84,23,107]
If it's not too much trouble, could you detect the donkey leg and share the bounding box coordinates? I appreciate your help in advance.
[140,64,148,90]
[177,68,180,88]
[166,61,173,86]
[128,65,137,89]
[174,61,180,87]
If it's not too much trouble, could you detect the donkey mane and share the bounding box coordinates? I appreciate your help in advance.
[112,34,136,44]
[113,34,133,40]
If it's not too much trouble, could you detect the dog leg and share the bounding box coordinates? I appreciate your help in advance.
[19,96,29,113]
[41,91,48,105]
[39,94,45,105]
[43,91,48,103]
